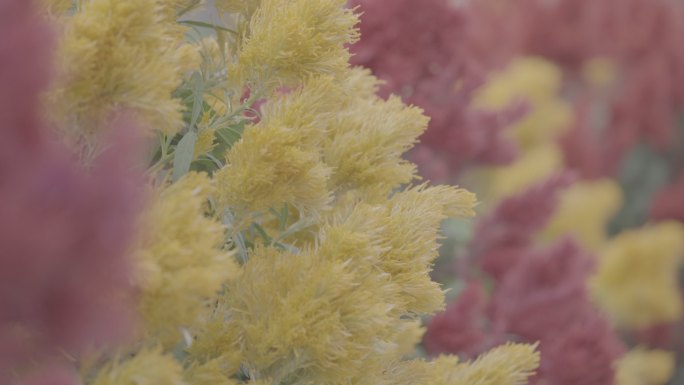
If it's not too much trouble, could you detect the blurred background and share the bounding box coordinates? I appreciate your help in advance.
[348,0,684,384]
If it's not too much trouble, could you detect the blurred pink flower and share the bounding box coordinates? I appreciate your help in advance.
[470,173,575,280]
[0,0,143,381]
[350,0,522,180]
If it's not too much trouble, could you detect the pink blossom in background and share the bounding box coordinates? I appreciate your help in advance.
[469,173,575,280]
[425,175,625,384]
[350,0,522,180]
[500,0,684,178]
[423,281,497,357]
[651,175,684,223]
[0,0,143,381]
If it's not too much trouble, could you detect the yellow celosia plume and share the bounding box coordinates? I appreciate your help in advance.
[51,0,195,147]
[135,172,239,348]
[541,179,623,251]
[90,349,183,385]
[474,56,572,152]
[616,347,675,385]
[229,0,359,91]
[591,221,684,328]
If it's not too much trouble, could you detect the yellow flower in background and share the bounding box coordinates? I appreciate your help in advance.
[591,221,684,329]
[229,0,359,91]
[616,347,675,385]
[541,179,623,251]
[135,173,239,349]
[484,143,563,200]
[51,0,193,147]
[474,56,572,152]
[583,57,619,88]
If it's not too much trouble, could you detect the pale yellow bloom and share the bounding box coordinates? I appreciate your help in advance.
[229,0,359,91]
[185,359,238,385]
[40,0,72,14]
[135,173,239,348]
[474,56,572,152]
[485,143,563,200]
[324,95,427,195]
[52,0,192,144]
[583,57,618,88]
[616,347,675,385]
[542,179,623,251]
[378,343,539,385]
[216,0,260,16]
[89,349,183,385]
[591,222,684,328]
[215,77,341,217]
[216,246,400,385]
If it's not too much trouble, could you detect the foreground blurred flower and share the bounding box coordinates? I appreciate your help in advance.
[0,1,143,382]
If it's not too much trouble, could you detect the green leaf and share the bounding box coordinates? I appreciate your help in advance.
[189,72,205,129]
[215,121,245,149]
[178,20,238,35]
[172,131,198,182]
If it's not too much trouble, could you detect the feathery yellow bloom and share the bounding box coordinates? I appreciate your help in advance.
[40,0,72,14]
[229,0,359,91]
[215,79,337,217]
[324,95,427,195]
[583,57,618,88]
[89,349,183,385]
[393,320,425,357]
[322,185,476,314]
[591,221,684,328]
[616,347,675,385]
[185,359,238,385]
[52,0,191,143]
[541,179,623,251]
[218,246,399,385]
[216,0,260,16]
[378,343,539,385]
[447,343,540,385]
[474,57,571,152]
[135,173,238,348]
[194,128,217,159]
[485,143,563,200]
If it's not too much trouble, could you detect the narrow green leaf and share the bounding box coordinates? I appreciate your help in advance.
[178,20,238,35]
[189,72,205,129]
[172,131,198,181]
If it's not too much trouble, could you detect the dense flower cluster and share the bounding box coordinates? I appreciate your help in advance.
[353,0,684,383]
[1,1,543,384]
[0,1,143,382]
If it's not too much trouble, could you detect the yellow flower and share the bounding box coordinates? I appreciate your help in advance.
[324,95,427,196]
[214,246,400,385]
[583,57,618,88]
[591,221,684,328]
[215,77,341,218]
[229,0,359,91]
[541,179,623,251]
[135,173,239,348]
[484,143,563,200]
[40,0,72,15]
[616,347,675,385]
[379,343,539,385]
[51,0,192,144]
[89,349,183,385]
[474,56,572,152]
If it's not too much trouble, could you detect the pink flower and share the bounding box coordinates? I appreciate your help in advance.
[470,173,575,280]
[0,0,143,380]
